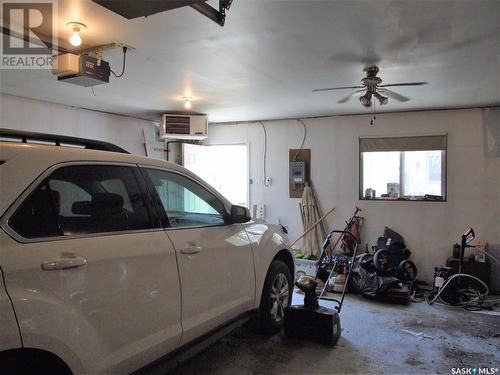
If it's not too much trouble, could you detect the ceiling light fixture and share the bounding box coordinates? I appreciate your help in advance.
[66,22,87,47]
[359,92,372,107]
[183,97,192,109]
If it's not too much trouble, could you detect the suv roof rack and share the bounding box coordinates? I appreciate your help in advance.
[0,128,130,154]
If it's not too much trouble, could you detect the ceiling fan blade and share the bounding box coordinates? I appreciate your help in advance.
[312,85,364,93]
[378,82,427,87]
[378,88,410,102]
[337,89,365,103]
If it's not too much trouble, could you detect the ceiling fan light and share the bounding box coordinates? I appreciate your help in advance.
[359,93,372,107]
[183,96,192,109]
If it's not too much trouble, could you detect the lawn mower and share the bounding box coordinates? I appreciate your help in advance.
[284,207,361,346]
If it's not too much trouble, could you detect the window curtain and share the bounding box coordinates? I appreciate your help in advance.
[359,135,447,152]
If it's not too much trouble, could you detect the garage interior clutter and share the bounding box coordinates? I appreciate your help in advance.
[0,0,499,374]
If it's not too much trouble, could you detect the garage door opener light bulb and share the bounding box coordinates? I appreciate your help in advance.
[66,22,86,47]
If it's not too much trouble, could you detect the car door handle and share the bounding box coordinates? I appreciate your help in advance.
[180,244,202,255]
[41,257,87,271]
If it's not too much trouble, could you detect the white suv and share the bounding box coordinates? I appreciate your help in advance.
[0,130,294,374]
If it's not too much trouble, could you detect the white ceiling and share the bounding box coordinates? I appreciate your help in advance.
[1,0,499,123]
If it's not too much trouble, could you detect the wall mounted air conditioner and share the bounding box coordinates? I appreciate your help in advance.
[160,114,208,140]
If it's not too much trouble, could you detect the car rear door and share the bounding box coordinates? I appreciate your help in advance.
[0,163,182,373]
[141,167,255,345]
[0,264,22,351]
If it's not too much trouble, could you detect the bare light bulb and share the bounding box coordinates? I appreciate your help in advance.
[70,26,81,47]
[66,22,86,47]
[183,98,192,109]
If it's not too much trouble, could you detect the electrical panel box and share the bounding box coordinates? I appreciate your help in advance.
[288,149,310,198]
[290,161,307,190]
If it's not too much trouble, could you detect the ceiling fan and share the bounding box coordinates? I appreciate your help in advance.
[312,65,427,107]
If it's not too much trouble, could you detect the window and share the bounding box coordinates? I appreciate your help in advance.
[183,143,249,208]
[145,169,226,228]
[10,165,154,238]
[359,135,447,201]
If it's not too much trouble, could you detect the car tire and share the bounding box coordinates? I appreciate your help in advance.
[258,260,293,333]
[0,349,71,375]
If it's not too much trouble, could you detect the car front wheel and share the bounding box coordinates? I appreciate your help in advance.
[258,260,292,333]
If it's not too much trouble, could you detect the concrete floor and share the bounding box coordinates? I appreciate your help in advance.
[173,293,500,374]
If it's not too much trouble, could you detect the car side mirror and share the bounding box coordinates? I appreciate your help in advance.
[230,205,251,224]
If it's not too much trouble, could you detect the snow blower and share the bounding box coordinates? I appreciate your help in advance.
[284,207,361,346]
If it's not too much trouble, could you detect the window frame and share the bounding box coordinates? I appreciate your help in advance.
[0,161,162,243]
[139,166,232,230]
[358,136,447,202]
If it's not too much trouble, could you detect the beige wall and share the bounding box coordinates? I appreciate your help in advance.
[208,108,500,290]
[0,94,163,159]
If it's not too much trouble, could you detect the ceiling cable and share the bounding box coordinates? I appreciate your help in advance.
[259,121,269,187]
[293,118,307,161]
[110,46,128,78]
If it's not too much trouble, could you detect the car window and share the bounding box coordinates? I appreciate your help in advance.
[9,165,155,238]
[100,178,133,211]
[145,169,226,228]
[48,179,91,217]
